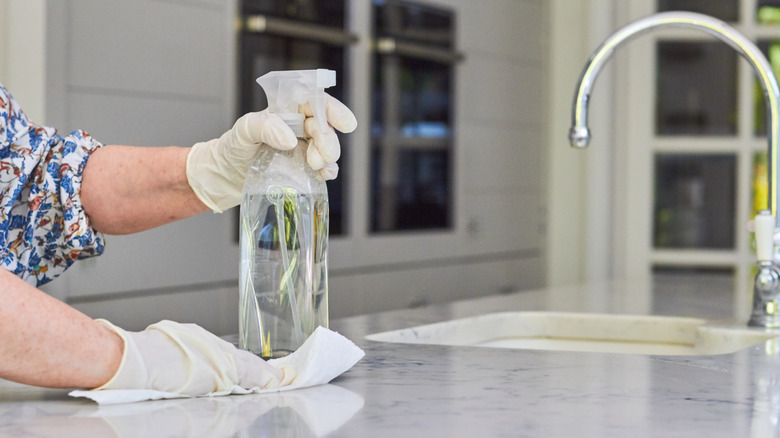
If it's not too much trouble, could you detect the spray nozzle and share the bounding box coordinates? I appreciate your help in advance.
[256,69,336,137]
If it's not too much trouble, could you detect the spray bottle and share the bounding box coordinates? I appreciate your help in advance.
[239,69,335,358]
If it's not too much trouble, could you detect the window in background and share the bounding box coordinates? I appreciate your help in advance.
[616,0,780,319]
[653,39,739,250]
[653,154,736,249]
[758,0,780,24]
[657,0,739,22]
[656,41,738,136]
[238,0,356,235]
[370,0,462,232]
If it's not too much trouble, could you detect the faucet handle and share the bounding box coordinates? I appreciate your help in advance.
[756,210,776,262]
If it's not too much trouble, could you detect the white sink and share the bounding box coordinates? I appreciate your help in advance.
[365,311,777,356]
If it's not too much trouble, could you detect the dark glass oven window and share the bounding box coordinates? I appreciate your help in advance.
[241,0,346,27]
[371,0,456,233]
[374,1,453,48]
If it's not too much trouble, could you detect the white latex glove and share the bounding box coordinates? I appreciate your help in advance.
[186,94,357,213]
[93,319,295,396]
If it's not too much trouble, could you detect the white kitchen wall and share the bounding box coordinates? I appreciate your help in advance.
[1,0,47,122]
[5,0,549,335]
[0,1,6,90]
[39,0,241,331]
[545,0,618,288]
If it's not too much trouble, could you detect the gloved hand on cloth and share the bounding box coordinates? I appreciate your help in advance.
[186,94,357,213]
[71,320,364,404]
[92,319,294,396]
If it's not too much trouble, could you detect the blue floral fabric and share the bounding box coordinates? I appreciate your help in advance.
[0,84,105,286]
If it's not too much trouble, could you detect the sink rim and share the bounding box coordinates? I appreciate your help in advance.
[365,311,778,356]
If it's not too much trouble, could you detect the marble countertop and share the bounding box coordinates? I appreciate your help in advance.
[2,279,780,437]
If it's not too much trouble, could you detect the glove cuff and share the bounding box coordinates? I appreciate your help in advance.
[186,141,229,213]
[91,319,148,390]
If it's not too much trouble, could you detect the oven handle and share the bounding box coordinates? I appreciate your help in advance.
[374,37,464,64]
[242,14,358,47]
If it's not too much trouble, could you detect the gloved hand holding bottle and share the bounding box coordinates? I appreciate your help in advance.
[87,90,355,394]
[186,94,357,213]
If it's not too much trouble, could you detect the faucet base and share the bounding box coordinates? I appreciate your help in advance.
[750,261,780,329]
[748,313,780,329]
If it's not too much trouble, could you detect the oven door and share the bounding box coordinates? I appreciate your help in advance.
[238,1,356,234]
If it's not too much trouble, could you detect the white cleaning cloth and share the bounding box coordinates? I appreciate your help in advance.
[69,326,365,405]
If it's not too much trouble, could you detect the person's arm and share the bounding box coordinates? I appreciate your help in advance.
[81,95,357,234]
[0,98,355,391]
[0,267,123,388]
[80,145,207,235]
[0,266,288,392]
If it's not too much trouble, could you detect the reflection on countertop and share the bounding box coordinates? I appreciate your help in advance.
[0,383,363,437]
[2,278,780,437]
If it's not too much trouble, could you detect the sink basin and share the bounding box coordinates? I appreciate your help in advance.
[365,311,777,356]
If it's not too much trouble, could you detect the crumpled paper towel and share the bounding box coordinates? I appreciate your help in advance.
[69,326,365,405]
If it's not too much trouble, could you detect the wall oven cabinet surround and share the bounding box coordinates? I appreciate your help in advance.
[238,0,357,235]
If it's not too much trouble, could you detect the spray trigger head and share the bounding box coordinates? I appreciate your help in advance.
[256,69,336,137]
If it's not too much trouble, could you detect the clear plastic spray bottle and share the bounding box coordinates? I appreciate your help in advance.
[239,69,335,359]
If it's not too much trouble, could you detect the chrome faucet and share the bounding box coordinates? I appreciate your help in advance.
[568,11,780,328]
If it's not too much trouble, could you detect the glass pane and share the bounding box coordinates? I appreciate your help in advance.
[371,56,453,232]
[374,0,454,48]
[241,0,346,27]
[653,154,736,249]
[656,42,738,136]
[238,3,348,235]
[371,0,455,233]
[757,0,780,24]
[657,0,739,22]
[399,58,451,138]
[371,148,450,231]
[754,41,780,136]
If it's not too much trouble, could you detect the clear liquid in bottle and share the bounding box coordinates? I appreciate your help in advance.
[239,140,329,359]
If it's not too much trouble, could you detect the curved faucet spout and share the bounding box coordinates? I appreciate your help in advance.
[569,11,780,221]
[570,11,780,327]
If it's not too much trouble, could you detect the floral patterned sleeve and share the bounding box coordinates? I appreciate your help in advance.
[0,84,105,286]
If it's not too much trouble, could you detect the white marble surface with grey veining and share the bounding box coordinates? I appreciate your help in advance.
[2,278,779,437]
